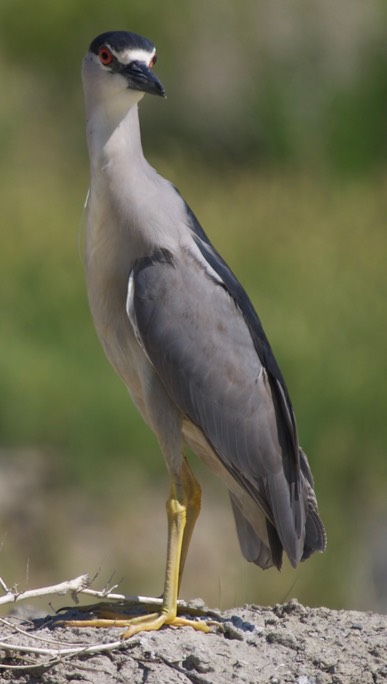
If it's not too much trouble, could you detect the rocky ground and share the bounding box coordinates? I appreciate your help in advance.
[0,599,386,683]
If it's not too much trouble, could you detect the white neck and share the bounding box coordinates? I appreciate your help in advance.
[86,98,146,173]
[85,98,187,259]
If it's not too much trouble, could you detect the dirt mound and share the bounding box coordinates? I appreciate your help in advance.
[0,599,386,683]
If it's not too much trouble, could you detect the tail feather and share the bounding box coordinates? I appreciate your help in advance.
[229,492,276,569]
[229,446,326,569]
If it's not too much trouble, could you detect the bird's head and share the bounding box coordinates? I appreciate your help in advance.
[82,31,166,125]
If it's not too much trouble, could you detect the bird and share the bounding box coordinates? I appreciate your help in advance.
[74,30,326,638]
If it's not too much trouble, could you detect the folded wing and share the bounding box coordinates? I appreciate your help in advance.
[127,231,325,568]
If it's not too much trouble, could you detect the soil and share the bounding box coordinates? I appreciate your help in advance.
[0,599,386,683]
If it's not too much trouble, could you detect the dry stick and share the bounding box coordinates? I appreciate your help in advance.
[0,573,195,609]
[0,574,91,606]
[0,637,142,672]
[0,636,141,659]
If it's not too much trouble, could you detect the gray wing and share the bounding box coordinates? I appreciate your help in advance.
[128,243,325,568]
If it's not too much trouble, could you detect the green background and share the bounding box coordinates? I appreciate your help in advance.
[0,1,386,615]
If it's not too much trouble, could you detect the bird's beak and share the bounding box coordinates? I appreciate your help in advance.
[122,61,166,97]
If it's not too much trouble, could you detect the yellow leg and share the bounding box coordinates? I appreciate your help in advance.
[177,457,201,592]
[63,462,209,639]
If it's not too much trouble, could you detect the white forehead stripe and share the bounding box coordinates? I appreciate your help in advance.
[110,47,156,66]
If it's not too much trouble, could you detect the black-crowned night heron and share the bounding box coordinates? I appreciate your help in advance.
[71,30,326,638]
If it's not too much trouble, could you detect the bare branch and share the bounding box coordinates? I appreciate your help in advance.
[0,574,90,606]
[80,587,190,609]
[0,636,140,659]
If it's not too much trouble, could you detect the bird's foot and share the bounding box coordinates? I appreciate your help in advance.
[60,600,215,639]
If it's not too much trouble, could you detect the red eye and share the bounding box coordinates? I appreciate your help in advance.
[149,52,157,68]
[99,46,113,66]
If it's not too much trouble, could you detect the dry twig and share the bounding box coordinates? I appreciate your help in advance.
[0,574,91,606]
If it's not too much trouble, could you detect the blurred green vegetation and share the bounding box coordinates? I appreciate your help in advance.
[0,1,387,614]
